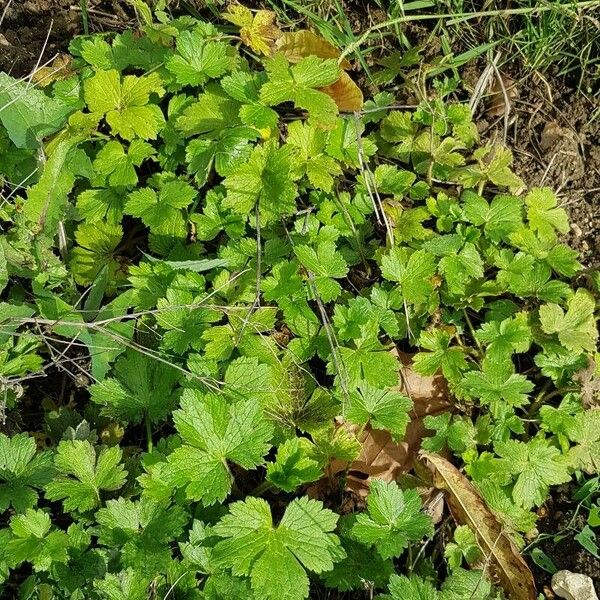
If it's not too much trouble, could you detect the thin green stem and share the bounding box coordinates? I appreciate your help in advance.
[145,415,153,453]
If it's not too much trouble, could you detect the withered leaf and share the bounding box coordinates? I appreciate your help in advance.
[223,5,281,56]
[420,451,537,600]
[275,30,351,69]
[319,71,363,113]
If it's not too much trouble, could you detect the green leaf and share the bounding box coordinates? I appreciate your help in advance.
[94,568,151,600]
[495,437,571,508]
[347,383,412,441]
[350,480,433,559]
[212,496,344,600]
[165,391,273,504]
[223,139,297,225]
[566,409,600,474]
[266,437,322,492]
[23,137,79,238]
[413,329,468,384]
[93,139,155,186]
[69,220,125,289]
[461,359,534,414]
[125,178,196,237]
[83,69,165,139]
[89,348,181,424]
[0,434,54,513]
[95,497,187,575]
[44,440,126,512]
[166,30,231,86]
[295,240,348,302]
[156,280,221,354]
[334,323,399,388]
[321,537,394,592]
[462,191,523,243]
[525,187,569,239]
[380,248,436,306]
[287,120,341,191]
[443,525,482,569]
[539,289,598,354]
[6,508,70,571]
[380,573,438,600]
[186,126,259,186]
[176,84,241,137]
[76,187,126,224]
[221,71,279,129]
[474,312,531,363]
[439,568,492,600]
[0,72,73,148]
[260,55,340,126]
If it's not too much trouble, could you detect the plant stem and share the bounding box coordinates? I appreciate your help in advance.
[145,415,153,453]
[251,479,274,496]
[527,385,579,417]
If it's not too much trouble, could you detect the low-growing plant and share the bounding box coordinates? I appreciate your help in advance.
[0,2,598,599]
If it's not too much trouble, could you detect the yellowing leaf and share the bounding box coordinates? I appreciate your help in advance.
[31,54,75,87]
[276,30,351,69]
[320,71,363,112]
[223,5,281,56]
[420,452,537,600]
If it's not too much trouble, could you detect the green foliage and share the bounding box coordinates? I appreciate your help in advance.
[0,6,598,599]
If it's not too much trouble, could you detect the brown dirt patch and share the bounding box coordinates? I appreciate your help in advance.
[0,0,133,78]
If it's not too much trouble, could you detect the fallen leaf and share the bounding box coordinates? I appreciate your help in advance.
[222,4,281,56]
[486,73,517,118]
[275,30,351,69]
[31,54,74,87]
[309,351,452,499]
[420,451,537,600]
[573,357,600,409]
[319,71,363,113]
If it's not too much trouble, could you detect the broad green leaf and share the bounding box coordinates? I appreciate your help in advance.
[164,391,273,504]
[83,69,165,140]
[347,384,412,441]
[350,480,433,559]
[45,440,126,512]
[0,434,54,513]
[212,496,344,600]
[539,289,598,354]
[0,72,73,148]
[266,437,322,492]
[525,187,569,239]
[89,348,181,424]
[495,437,570,508]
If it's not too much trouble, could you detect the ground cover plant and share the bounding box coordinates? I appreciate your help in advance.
[0,1,599,598]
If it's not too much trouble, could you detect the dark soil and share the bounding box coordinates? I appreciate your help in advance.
[530,484,600,596]
[0,0,134,77]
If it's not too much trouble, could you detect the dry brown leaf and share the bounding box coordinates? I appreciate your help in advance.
[275,30,351,69]
[574,357,600,408]
[31,54,74,87]
[319,71,363,113]
[486,73,518,117]
[308,351,452,500]
[420,452,537,600]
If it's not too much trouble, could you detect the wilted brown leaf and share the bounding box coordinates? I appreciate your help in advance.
[275,30,351,69]
[421,452,537,600]
[486,73,518,118]
[309,351,452,500]
[31,54,74,87]
[319,71,363,113]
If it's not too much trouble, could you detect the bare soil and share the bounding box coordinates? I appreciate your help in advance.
[531,484,600,595]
